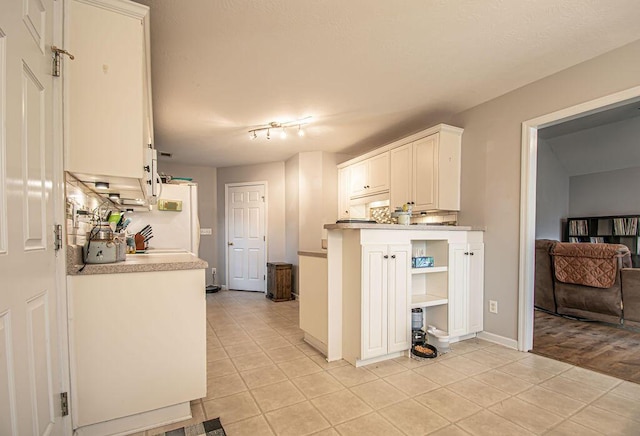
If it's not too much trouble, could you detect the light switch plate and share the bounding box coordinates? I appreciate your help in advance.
[200,228,212,235]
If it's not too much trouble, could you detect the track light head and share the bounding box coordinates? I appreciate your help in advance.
[248,116,312,140]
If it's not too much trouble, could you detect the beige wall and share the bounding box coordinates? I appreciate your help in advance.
[217,161,286,286]
[448,40,640,341]
[158,161,218,285]
[286,151,347,295]
[285,154,300,292]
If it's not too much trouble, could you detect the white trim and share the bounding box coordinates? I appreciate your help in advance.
[53,1,72,433]
[477,331,518,350]
[224,181,268,292]
[355,351,404,368]
[518,85,640,352]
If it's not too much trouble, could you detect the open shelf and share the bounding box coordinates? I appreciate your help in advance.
[411,266,448,275]
[411,293,448,308]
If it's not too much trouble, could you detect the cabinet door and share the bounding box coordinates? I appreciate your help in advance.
[390,143,412,210]
[387,244,412,353]
[413,135,438,211]
[67,0,146,179]
[349,161,368,198]
[448,243,469,338]
[338,167,351,219]
[367,152,390,194]
[467,243,484,334]
[362,245,388,359]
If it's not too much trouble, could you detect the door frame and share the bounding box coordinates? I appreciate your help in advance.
[224,181,268,291]
[55,0,72,432]
[518,85,640,351]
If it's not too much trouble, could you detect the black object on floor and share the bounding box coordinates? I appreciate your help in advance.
[205,285,220,293]
[155,417,226,436]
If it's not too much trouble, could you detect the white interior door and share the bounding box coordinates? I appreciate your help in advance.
[227,184,266,292]
[0,0,64,434]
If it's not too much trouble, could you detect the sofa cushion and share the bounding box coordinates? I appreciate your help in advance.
[551,243,629,289]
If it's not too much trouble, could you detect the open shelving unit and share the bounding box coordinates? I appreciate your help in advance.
[565,214,640,267]
[410,239,449,328]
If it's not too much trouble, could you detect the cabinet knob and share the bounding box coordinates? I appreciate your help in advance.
[228,242,234,246]
[391,254,396,259]
[383,255,389,259]
[464,252,469,255]
[469,252,474,256]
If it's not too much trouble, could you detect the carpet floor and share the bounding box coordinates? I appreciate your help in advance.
[532,309,640,384]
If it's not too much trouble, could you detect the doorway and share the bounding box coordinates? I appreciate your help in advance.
[225,182,267,292]
[518,85,640,352]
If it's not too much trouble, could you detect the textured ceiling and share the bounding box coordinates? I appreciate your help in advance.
[135,0,640,168]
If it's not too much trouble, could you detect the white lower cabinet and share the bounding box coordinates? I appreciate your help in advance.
[332,228,483,367]
[448,242,484,337]
[357,244,411,363]
[67,269,206,434]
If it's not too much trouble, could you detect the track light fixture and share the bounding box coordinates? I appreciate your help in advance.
[248,116,312,140]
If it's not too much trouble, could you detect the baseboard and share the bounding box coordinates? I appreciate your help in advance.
[74,402,191,436]
[477,331,518,349]
[303,332,328,357]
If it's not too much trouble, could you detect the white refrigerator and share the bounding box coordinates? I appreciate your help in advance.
[127,183,200,254]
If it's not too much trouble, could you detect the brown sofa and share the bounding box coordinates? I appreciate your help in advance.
[535,240,636,324]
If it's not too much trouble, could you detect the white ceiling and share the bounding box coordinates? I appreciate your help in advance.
[135,0,640,168]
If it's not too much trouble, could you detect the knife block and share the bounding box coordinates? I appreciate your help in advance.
[134,234,146,251]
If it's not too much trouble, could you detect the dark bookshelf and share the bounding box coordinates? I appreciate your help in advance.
[563,215,640,267]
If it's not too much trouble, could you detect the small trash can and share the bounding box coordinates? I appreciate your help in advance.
[266,262,292,301]
[427,325,450,353]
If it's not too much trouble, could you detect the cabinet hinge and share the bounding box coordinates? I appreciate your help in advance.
[54,224,63,251]
[60,392,69,416]
[263,236,266,241]
[264,275,266,280]
[51,46,75,77]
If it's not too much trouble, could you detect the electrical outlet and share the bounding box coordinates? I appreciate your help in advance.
[211,267,216,275]
[489,300,498,314]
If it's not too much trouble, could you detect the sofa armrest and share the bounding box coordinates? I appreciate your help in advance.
[622,268,640,324]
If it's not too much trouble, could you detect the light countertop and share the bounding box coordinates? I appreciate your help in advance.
[324,223,480,231]
[67,245,208,275]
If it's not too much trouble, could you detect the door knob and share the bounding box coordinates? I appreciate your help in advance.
[228,242,234,246]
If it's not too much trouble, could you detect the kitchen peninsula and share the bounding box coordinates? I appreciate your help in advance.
[300,223,483,367]
[66,248,207,435]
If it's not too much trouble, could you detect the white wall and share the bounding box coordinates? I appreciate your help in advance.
[158,161,218,285]
[448,40,640,341]
[535,139,569,240]
[217,161,286,286]
[569,166,640,217]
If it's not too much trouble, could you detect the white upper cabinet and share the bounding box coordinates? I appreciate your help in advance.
[349,152,389,198]
[390,126,462,212]
[66,0,151,185]
[338,167,351,219]
[389,143,412,209]
[341,124,462,212]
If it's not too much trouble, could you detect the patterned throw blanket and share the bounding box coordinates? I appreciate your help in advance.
[551,243,627,289]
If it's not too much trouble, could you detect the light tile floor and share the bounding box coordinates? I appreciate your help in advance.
[141,290,640,436]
